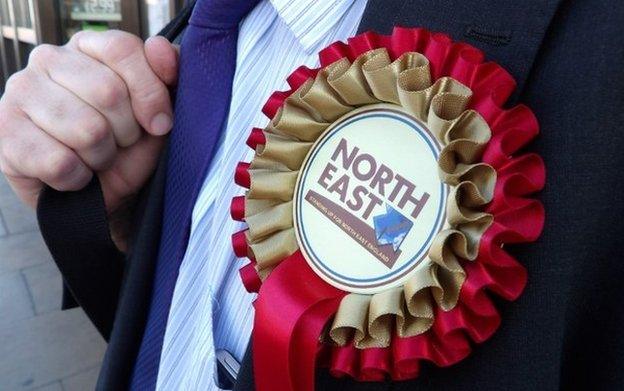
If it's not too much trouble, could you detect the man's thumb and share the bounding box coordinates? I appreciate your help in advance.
[144,36,179,86]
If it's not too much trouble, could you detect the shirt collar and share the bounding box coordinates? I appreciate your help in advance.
[269,0,358,53]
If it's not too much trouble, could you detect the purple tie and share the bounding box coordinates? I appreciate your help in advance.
[130,0,258,389]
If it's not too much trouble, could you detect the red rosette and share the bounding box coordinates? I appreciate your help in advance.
[231,27,545,390]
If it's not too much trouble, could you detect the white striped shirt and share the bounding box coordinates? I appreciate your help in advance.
[156,1,368,389]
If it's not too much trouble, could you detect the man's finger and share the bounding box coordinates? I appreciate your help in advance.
[8,69,117,171]
[145,36,179,86]
[71,30,173,136]
[0,110,93,193]
[40,44,142,147]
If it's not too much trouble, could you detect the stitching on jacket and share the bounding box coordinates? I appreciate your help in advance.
[464,25,512,46]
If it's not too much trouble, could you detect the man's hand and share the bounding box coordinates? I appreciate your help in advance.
[0,30,178,249]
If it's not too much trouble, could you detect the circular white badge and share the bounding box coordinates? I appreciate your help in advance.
[294,105,448,294]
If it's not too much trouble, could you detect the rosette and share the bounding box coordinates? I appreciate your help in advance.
[230,27,545,391]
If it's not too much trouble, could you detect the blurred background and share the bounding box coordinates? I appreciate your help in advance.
[0,1,184,389]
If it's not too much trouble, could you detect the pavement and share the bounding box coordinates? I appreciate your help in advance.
[0,176,106,391]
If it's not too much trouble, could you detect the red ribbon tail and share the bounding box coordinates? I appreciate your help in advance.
[253,252,345,391]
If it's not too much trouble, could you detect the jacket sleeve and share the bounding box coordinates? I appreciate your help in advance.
[37,176,125,340]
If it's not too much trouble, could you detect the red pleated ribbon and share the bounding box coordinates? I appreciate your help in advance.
[253,252,345,391]
[231,27,546,391]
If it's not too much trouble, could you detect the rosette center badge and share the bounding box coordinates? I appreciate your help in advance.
[294,104,448,294]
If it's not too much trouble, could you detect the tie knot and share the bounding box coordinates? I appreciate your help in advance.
[190,0,260,29]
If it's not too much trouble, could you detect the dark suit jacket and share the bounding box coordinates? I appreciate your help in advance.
[37,0,624,390]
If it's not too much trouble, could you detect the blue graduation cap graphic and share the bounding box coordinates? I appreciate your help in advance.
[373,204,413,252]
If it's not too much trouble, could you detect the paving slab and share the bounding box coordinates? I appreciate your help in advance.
[0,176,38,234]
[22,262,62,315]
[0,271,35,328]
[0,211,7,237]
[30,381,63,391]
[0,308,106,391]
[0,231,53,275]
[61,365,100,391]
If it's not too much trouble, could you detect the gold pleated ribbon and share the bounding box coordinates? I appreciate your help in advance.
[241,48,496,348]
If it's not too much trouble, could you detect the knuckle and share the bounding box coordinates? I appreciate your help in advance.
[4,71,31,94]
[75,114,110,149]
[28,44,59,67]
[110,30,143,48]
[104,31,143,63]
[68,30,89,45]
[45,150,81,182]
[0,108,22,146]
[93,76,128,109]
